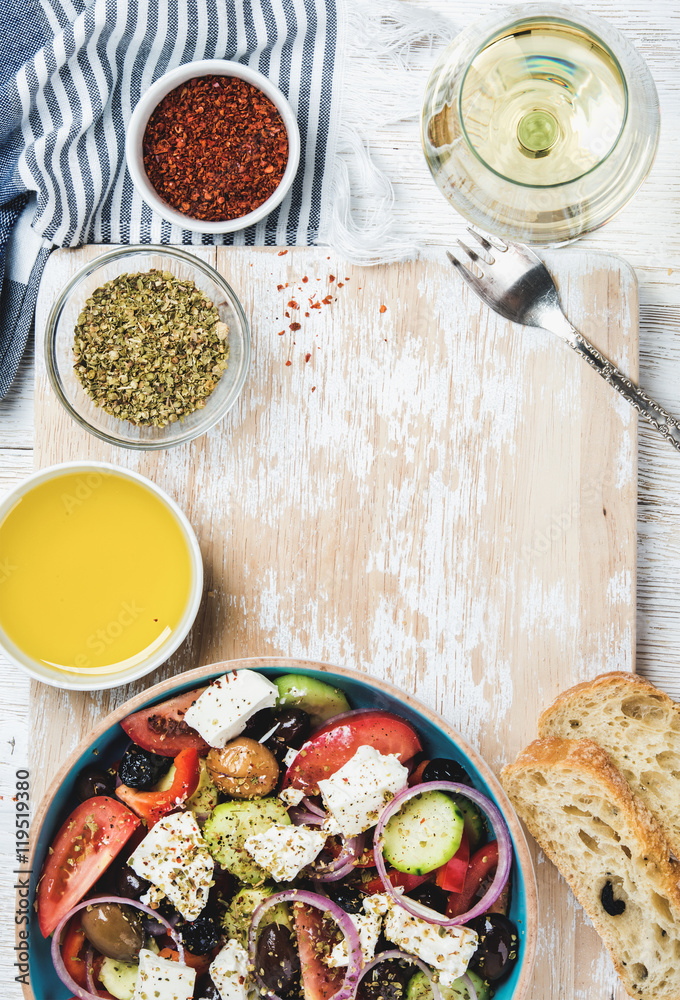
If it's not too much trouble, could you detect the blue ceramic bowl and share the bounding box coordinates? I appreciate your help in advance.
[26,658,537,1000]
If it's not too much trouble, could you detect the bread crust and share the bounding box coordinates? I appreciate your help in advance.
[502,737,680,1000]
[537,671,676,734]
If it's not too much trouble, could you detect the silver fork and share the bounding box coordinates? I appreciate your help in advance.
[447,231,680,453]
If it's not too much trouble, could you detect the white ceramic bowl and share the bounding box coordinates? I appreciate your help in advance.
[126,60,301,234]
[0,462,203,690]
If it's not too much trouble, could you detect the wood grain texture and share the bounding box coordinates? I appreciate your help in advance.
[21,243,637,1000]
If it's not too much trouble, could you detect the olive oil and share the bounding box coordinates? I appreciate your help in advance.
[0,471,192,674]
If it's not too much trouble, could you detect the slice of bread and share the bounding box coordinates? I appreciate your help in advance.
[501,737,680,1000]
[538,671,680,856]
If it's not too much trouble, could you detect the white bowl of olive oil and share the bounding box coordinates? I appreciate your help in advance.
[0,462,203,690]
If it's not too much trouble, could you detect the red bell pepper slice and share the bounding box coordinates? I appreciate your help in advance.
[116,747,200,826]
[61,917,87,988]
[446,839,499,918]
[408,759,430,786]
[435,833,469,893]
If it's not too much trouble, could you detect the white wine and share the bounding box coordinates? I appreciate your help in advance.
[421,4,659,245]
[459,21,626,186]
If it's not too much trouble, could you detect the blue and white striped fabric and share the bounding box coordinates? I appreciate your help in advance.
[0,0,341,399]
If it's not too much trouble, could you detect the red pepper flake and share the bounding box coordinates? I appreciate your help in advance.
[277,330,285,336]
[380,304,387,313]
[329,274,336,282]
[337,282,344,288]
[290,322,301,331]
[143,76,289,223]
[312,386,316,392]
[288,300,298,309]
[305,312,310,318]
[305,353,311,362]
[277,284,284,291]
[310,302,321,310]
[322,295,333,305]
[285,360,292,366]
[278,250,288,256]
[345,277,350,281]
[302,276,309,283]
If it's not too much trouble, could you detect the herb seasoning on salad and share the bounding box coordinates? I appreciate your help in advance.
[37,669,520,1000]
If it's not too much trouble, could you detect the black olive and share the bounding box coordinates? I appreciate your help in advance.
[326,882,366,914]
[264,709,311,761]
[194,973,221,1000]
[75,765,115,801]
[356,957,413,1000]
[467,913,519,982]
[405,882,449,914]
[116,864,151,900]
[180,913,221,955]
[255,924,301,998]
[119,745,173,790]
[601,880,626,915]
[422,758,474,787]
[242,708,278,740]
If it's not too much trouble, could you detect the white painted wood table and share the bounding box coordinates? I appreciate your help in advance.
[1,0,680,997]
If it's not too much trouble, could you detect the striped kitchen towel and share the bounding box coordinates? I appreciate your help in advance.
[0,0,342,400]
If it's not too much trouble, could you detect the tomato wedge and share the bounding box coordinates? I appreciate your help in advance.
[361,868,431,895]
[61,917,87,988]
[121,686,209,757]
[283,711,422,793]
[435,833,470,893]
[116,747,200,826]
[446,840,499,919]
[37,796,140,937]
[294,902,345,1000]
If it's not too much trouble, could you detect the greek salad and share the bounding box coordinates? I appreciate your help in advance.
[36,669,520,1000]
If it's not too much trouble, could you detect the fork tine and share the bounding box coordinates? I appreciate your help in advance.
[446,249,463,268]
[457,239,480,263]
[466,228,493,251]
[446,250,494,302]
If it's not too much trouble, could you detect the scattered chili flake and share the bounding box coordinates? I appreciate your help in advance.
[302,276,309,283]
[285,360,292,366]
[380,304,387,313]
[290,322,301,331]
[305,353,311,362]
[312,386,316,392]
[277,284,285,291]
[329,274,336,282]
[143,76,288,223]
[277,330,285,336]
[337,282,344,288]
[285,311,290,318]
[310,302,321,310]
[322,295,333,305]
[288,300,298,309]
[345,277,350,281]
[305,312,310,317]
[278,250,288,256]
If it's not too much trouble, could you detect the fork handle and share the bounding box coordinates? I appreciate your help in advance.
[569,331,680,452]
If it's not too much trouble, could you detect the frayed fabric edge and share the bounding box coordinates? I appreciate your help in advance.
[318,0,455,265]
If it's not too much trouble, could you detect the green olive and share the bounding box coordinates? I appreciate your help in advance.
[80,902,145,962]
[207,737,279,798]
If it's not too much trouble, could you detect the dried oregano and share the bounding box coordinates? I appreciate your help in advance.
[73,269,229,427]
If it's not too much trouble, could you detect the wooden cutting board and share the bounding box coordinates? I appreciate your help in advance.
[31,245,637,1000]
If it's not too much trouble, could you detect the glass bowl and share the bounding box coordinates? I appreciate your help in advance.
[421,3,660,245]
[45,245,251,450]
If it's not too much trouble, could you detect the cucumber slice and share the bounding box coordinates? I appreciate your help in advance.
[203,797,290,884]
[98,957,139,1000]
[407,969,491,1000]
[223,886,292,946]
[382,791,464,875]
[452,795,487,851]
[275,674,350,727]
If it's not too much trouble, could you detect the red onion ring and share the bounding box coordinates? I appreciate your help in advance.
[51,895,185,1000]
[461,972,478,1000]
[301,795,327,817]
[373,781,512,926]
[248,889,363,1000]
[355,949,441,1000]
[84,945,98,996]
[289,807,326,826]
[308,833,365,881]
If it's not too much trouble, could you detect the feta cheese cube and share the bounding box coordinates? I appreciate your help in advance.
[327,898,383,967]
[283,747,299,768]
[244,823,326,881]
[209,939,251,1000]
[317,745,409,837]
[279,786,306,807]
[377,894,478,982]
[133,949,196,1000]
[184,669,278,748]
[128,812,214,921]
